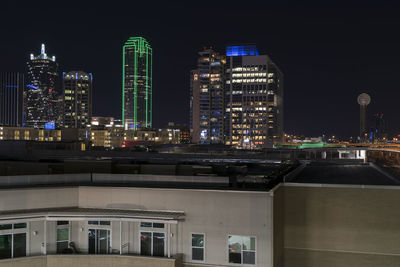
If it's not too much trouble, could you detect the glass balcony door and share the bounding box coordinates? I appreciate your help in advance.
[0,233,26,259]
[140,231,165,257]
[88,229,111,254]
[0,235,11,259]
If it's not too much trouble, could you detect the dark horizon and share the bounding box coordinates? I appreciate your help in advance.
[1,2,400,139]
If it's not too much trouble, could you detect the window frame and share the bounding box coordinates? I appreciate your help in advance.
[88,220,111,226]
[139,221,165,229]
[190,232,205,262]
[0,222,28,259]
[227,235,256,266]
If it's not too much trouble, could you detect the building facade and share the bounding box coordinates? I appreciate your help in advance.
[0,126,61,141]
[122,37,152,130]
[90,117,124,148]
[63,71,93,129]
[0,175,274,267]
[25,44,59,129]
[224,45,283,149]
[190,48,225,144]
[0,73,24,127]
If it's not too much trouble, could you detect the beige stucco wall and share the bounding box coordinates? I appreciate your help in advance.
[0,187,79,211]
[78,186,273,267]
[283,185,400,267]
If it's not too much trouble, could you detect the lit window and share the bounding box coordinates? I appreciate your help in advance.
[228,235,256,265]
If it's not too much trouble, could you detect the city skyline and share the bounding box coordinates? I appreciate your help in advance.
[1,3,400,138]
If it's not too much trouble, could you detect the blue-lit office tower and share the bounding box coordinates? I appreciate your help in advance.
[25,44,59,129]
[0,73,24,126]
[224,45,283,148]
[190,48,225,144]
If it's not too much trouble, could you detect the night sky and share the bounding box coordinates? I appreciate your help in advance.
[1,2,400,139]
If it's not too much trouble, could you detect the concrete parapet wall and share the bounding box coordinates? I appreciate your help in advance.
[0,256,45,267]
[0,255,178,267]
[182,263,225,267]
[284,248,400,267]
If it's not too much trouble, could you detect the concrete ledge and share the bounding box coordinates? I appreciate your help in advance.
[0,256,45,267]
[0,255,178,267]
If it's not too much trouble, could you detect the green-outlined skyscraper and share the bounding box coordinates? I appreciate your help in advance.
[122,37,152,129]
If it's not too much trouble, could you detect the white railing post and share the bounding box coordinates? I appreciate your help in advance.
[167,224,171,258]
[43,220,47,255]
[120,221,122,255]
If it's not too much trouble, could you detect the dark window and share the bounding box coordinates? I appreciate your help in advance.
[13,233,26,258]
[140,232,152,256]
[153,223,164,228]
[0,235,11,259]
[13,223,27,229]
[153,232,165,257]
[0,224,12,230]
[191,234,204,261]
[140,222,152,228]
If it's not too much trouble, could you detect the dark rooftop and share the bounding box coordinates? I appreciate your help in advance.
[290,162,400,186]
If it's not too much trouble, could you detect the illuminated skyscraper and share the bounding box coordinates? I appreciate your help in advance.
[122,37,152,129]
[190,48,225,144]
[25,44,58,129]
[224,45,283,148]
[0,73,24,126]
[62,71,93,128]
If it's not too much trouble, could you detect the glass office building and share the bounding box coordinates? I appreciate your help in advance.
[122,37,152,129]
[224,45,283,148]
[25,44,59,129]
[0,73,24,127]
[190,48,225,144]
[62,71,93,129]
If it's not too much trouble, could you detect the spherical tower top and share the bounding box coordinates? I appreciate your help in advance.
[357,93,371,106]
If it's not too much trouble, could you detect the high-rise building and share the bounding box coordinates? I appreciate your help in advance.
[369,113,386,143]
[122,37,152,129]
[62,71,92,128]
[190,48,225,144]
[25,44,58,129]
[54,94,64,128]
[0,73,24,127]
[224,45,283,148]
[357,93,371,141]
[190,69,200,143]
